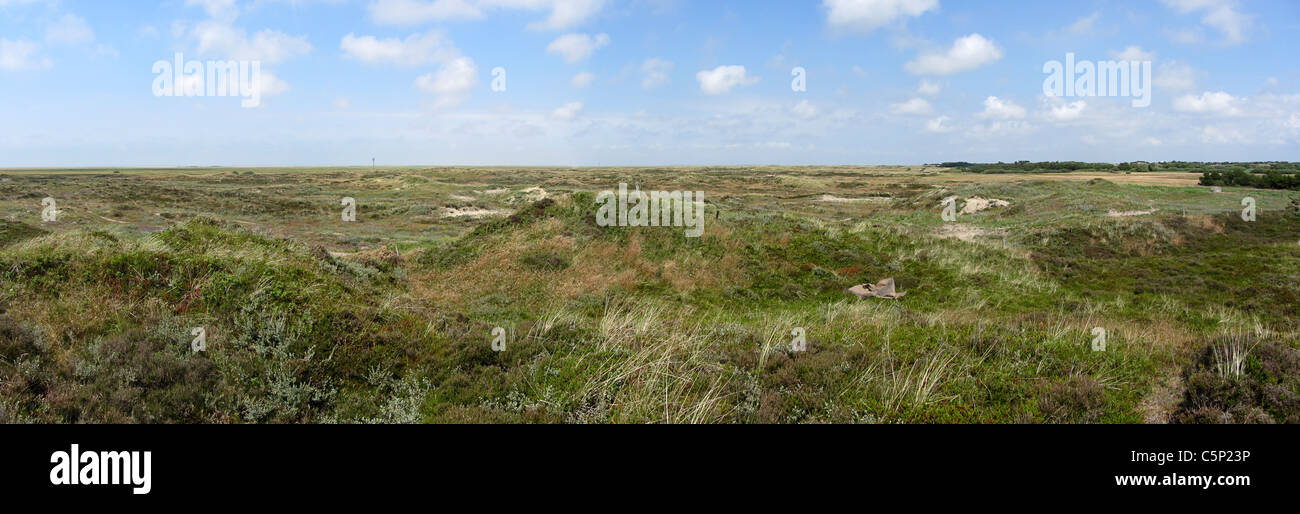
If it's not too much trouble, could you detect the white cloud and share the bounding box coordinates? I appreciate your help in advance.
[890,97,932,115]
[965,120,1034,140]
[1200,124,1247,143]
[190,21,312,64]
[415,56,479,107]
[791,100,818,119]
[0,38,52,71]
[926,115,954,133]
[1160,0,1254,45]
[1165,27,1204,45]
[45,14,94,46]
[546,32,609,63]
[979,96,1025,119]
[1162,1,1229,14]
[1200,5,1252,45]
[334,97,351,110]
[916,79,941,95]
[904,34,1002,75]
[368,0,606,30]
[1284,111,1300,142]
[340,31,460,67]
[1155,60,1199,92]
[696,65,758,95]
[1173,91,1241,116]
[523,0,606,30]
[1109,45,1154,61]
[823,0,939,34]
[257,70,292,97]
[1065,12,1100,35]
[94,44,118,59]
[571,71,595,88]
[186,0,239,20]
[640,57,673,88]
[552,101,583,120]
[179,64,289,103]
[1047,100,1087,121]
[169,8,313,105]
[368,0,483,25]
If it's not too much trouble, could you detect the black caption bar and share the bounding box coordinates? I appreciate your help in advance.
[2,424,1292,503]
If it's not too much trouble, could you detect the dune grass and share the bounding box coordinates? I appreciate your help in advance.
[0,167,1297,423]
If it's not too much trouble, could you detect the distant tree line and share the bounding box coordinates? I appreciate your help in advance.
[934,161,1151,173]
[933,161,1300,177]
[1199,169,1300,190]
[1159,161,1300,173]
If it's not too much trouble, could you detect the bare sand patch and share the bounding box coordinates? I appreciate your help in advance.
[960,196,1010,214]
[443,206,509,219]
[818,194,890,203]
[1106,208,1158,217]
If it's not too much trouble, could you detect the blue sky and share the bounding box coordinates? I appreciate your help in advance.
[1,0,1298,166]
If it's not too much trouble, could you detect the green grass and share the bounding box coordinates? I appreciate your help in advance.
[1,166,1297,423]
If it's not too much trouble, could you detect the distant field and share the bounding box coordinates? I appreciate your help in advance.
[1,166,1297,423]
[926,171,1204,187]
